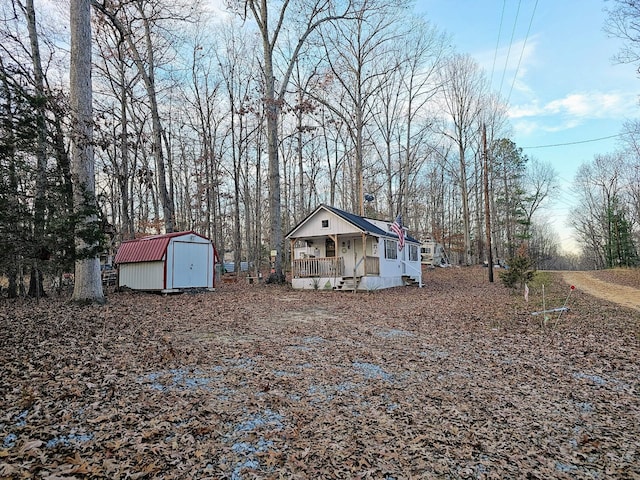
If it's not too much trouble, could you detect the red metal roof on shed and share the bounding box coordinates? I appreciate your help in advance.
[114,231,204,264]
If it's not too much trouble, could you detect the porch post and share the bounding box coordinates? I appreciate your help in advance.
[330,234,339,277]
[362,233,367,276]
[289,239,295,276]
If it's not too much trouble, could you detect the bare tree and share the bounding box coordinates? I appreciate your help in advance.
[287,53,324,223]
[395,20,448,224]
[619,120,640,231]
[572,153,638,268]
[91,0,197,233]
[184,22,228,247]
[93,20,139,240]
[605,0,640,71]
[230,0,354,282]
[520,157,558,239]
[216,20,259,275]
[315,1,408,217]
[70,0,104,303]
[439,53,487,265]
[19,0,49,297]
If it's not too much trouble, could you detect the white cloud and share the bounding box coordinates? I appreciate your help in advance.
[509,90,639,123]
[545,92,634,118]
[476,36,540,98]
[511,118,581,136]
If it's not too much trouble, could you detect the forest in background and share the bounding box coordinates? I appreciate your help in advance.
[1,0,639,298]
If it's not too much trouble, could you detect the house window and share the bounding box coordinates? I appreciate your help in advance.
[409,244,419,262]
[385,239,397,259]
[321,219,329,228]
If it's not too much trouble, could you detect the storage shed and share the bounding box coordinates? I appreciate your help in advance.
[114,231,217,292]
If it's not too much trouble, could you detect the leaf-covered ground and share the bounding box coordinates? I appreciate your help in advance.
[590,267,640,289]
[1,267,639,479]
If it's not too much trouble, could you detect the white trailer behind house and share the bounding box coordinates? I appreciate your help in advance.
[420,238,449,267]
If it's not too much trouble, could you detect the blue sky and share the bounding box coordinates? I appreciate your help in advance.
[418,0,640,253]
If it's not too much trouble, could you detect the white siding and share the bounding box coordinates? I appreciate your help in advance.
[293,210,360,238]
[119,261,165,290]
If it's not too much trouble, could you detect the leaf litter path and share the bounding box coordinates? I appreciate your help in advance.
[561,271,640,311]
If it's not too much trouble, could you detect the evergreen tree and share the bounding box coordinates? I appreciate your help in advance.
[500,243,535,289]
[605,202,639,267]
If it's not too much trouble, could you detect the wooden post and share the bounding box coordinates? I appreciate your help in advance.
[483,124,494,283]
[362,233,367,276]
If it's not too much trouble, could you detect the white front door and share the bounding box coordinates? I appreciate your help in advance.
[341,237,364,277]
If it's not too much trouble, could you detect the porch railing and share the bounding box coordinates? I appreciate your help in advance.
[292,257,344,278]
[400,259,423,287]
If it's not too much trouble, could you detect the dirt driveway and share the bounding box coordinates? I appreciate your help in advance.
[560,271,640,311]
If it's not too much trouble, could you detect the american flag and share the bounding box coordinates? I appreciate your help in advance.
[391,214,405,251]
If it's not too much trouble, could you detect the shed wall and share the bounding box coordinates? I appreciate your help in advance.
[119,261,165,290]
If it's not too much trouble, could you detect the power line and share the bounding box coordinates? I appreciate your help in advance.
[507,0,538,104]
[521,134,623,149]
[490,0,506,88]
[498,0,521,96]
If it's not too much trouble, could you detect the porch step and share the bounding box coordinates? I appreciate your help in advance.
[402,275,420,287]
[335,276,361,291]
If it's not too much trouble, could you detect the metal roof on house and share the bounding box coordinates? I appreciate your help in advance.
[287,204,419,244]
[114,231,207,264]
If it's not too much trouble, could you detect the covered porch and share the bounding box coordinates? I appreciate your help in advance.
[289,233,381,290]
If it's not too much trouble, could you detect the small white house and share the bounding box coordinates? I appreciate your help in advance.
[114,231,217,292]
[286,205,422,291]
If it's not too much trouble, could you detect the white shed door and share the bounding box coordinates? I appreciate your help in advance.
[172,241,209,288]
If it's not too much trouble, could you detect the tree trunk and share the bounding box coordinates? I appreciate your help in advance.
[260,27,285,281]
[244,0,352,282]
[459,143,472,265]
[70,0,104,303]
[24,0,47,298]
[0,58,20,298]
[141,12,174,233]
[294,88,302,221]
[233,115,242,274]
[266,95,284,281]
[118,53,134,239]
